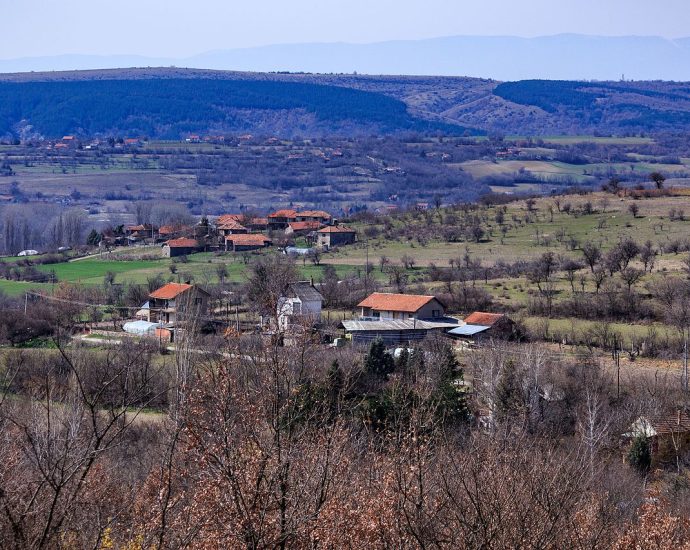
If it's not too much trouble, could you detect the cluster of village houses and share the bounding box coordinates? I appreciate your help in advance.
[124,278,517,349]
[122,279,690,467]
[106,208,357,256]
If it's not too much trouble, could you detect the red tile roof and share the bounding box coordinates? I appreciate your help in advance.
[318,225,355,234]
[226,234,271,246]
[464,312,506,326]
[358,293,437,313]
[165,238,198,248]
[217,219,248,231]
[288,221,323,231]
[268,209,297,219]
[217,214,244,224]
[126,224,153,232]
[297,210,332,218]
[640,411,690,435]
[150,282,193,300]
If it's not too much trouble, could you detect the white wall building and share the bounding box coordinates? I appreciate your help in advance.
[277,281,323,331]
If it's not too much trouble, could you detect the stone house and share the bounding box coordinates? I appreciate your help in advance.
[316,225,356,249]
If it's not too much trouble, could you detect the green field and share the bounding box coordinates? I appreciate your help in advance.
[0,251,379,296]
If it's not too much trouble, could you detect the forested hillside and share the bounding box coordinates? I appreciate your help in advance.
[491,80,690,132]
[2,69,690,138]
[0,78,470,139]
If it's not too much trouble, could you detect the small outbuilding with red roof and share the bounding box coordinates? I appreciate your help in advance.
[448,311,517,340]
[162,238,201,257]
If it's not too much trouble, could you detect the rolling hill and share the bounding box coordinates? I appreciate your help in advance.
[1,68,690,138]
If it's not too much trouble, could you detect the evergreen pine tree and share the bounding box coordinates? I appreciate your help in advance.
[326,359,344,418]
[435,343,468,422]
[364,337,394,379]
[627,434,652,474]
[86,229,101,246]
[495,359,523,421]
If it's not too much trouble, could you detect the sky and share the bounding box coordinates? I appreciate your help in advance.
[1,0,689,59]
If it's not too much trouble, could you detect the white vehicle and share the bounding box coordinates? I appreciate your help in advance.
[17,250,39,257]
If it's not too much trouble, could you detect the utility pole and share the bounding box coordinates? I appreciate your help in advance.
[615,343,621,399]
[683,334,688,392]
[365,239,369,296]
[616,350,621,399]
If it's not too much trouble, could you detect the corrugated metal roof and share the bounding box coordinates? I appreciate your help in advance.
[448,324,491,336]
[342,319,458,332]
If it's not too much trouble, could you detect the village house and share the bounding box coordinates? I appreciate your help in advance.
[316,225,356,249]
[125,224,156,243]
[216,218,249,237]
[145,282,210,325]
[162,238,200,257]
[225,233,272,252]
[216,214,244,225]
[295,210,332,224]
[358,292,446,321]
[246,217,269,231]
[268,209,298,230]
[285,221,323,236]
[60,135,79,148]
[277,281,324,331]
[157,224,193,242]
[447,312,517,341]
[124,138,142,147]
[624,410,690,466]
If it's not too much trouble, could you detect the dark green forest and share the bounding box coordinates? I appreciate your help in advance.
[493,80,690,129]
[0,78,472,138]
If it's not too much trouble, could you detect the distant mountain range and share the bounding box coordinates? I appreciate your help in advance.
[2,34,690,81]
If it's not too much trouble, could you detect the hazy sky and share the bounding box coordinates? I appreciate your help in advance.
[2,0,689,59]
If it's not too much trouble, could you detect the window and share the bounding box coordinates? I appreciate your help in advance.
[195,298,202,305]
[432,310,441,317]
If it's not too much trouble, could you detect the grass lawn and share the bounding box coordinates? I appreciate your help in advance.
[36,259,169,285]
[0,279,53,297]
[7,252,384,290]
